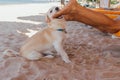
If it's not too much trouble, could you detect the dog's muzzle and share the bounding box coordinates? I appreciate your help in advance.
[55,7,59,11]
[55,7,64,19]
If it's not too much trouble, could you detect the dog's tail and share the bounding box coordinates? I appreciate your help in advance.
[3,49,19,57]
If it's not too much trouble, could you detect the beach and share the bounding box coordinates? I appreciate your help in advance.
[0,2,60,22]
[0,2,120,80]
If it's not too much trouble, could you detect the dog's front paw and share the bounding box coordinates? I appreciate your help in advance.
[26,51,43,60]
[63,59,71,63]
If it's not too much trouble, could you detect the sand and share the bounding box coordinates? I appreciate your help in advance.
[0,2,120,80]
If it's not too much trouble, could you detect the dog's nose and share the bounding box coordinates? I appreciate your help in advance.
[55,7,59,11]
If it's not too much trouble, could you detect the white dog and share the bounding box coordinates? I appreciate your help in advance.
[3,6,71,63]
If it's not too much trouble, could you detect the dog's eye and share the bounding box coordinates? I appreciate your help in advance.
[50,10,52,13]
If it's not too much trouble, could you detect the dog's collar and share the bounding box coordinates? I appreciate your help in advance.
[56,29,67,33]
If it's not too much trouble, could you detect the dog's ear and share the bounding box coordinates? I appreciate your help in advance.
[45,15,51,23]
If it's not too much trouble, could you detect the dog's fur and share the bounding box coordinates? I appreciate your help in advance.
[4,6,71,63]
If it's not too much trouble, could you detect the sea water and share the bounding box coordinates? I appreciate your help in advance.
[0,0,55,4]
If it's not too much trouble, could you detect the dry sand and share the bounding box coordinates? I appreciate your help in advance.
[0,3,120,80]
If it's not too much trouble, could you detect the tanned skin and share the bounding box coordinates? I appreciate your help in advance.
[53,0,120,33]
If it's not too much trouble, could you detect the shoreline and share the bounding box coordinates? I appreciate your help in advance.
[0,2,57,5]
[0,2,60,22]
[0,0,59,5]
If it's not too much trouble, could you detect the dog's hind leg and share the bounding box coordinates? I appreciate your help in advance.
[23,51,43,60]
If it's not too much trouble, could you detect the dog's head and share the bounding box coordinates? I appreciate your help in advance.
[46,6,63,23]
